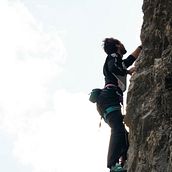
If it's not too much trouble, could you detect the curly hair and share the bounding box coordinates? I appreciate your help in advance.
[103,38,120,55]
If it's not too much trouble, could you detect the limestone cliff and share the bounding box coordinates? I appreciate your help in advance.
[125,0,172,172]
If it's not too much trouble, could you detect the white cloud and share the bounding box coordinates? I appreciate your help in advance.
[0,1,109,172]
[0,0,65,132]
[12,90,109,172]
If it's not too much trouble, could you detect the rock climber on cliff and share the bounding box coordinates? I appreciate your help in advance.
[96,38,142,172]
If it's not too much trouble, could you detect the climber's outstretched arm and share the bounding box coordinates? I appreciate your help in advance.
[131,46,142,59]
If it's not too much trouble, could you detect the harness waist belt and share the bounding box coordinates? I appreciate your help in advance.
[104,84,117,88]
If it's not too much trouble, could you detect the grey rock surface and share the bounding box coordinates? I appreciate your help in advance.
[125,0,172,171]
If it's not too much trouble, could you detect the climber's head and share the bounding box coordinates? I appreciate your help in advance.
[103,38,127,56]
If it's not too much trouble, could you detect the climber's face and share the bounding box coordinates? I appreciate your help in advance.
[116,41,127,55]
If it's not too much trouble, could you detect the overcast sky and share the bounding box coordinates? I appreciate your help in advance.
[0,0,143,172]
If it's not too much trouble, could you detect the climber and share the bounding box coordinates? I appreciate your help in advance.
[96,38,142,172]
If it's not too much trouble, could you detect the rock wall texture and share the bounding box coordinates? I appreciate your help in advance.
[125,0,172,172]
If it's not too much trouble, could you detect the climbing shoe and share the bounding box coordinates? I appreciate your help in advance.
[110,163,127,172]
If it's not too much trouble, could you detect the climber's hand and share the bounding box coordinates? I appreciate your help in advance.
[128,67,136,75]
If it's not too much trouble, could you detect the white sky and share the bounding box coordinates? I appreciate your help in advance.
[0,0,143,172]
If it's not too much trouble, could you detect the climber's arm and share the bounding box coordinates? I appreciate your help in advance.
[131,46,142,59]
[123,45,142,68]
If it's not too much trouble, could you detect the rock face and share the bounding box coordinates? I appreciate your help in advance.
[125,0,172,172]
